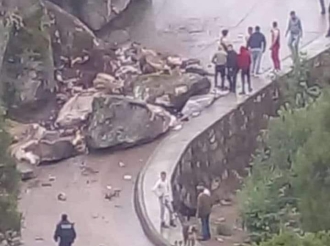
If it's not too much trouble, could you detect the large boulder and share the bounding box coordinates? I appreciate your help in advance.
[45,1,100,64]
[0,0,56,122]
[10,124,86,165]
[50,0,132,31]
[86,95,173,149]
[133,73,211,112]
[56,91,96,128]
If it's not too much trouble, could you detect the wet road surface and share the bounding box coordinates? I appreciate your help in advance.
[21,0,328,245]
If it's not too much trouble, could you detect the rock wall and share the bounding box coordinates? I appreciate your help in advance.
[171,41,330,209]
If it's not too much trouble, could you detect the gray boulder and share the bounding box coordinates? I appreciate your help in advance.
[86,96,172,149]
[10,124,85,165]
[133,73,211,112]
[56,92,96,128]
[0,0,56,122]
[45,1,100,63]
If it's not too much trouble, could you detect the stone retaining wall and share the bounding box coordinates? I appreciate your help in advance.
[134,37,330,246]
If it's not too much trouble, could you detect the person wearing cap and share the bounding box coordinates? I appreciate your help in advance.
[196,184,212,241]
[54,214,76,246]
[152,171,176,228]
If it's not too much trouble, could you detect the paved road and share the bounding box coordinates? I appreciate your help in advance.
[21,1,328,246]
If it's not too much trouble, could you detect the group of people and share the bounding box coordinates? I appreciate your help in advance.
[212,11,303,94]
[153,171,213,242]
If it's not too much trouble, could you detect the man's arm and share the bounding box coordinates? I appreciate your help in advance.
[285,20,290,37]
[72,224,77,242]
[53,224,60,242]
[152,180,161,197]
[196,194,202,217]
[298,19,303,37]
[211,54,216,64]
[262,34,267,52]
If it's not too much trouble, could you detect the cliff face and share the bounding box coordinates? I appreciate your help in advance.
[48,0,132,31]
[0,0,55,121]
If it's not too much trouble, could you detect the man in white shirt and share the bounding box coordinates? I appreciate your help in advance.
[152,171,176,228]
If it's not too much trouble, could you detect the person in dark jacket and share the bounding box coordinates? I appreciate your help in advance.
[238,46,252,94]
[196,185,212,241]
[226,44,238,93]
[247,26,266,76]
[54,214,76,246]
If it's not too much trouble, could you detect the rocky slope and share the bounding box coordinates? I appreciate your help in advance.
[0,0,215,177]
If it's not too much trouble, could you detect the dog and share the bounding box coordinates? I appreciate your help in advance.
[182,224,198,246]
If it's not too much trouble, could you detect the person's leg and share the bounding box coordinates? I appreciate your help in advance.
[320,0,326,14]
[240,70,246,94]
[159,197,167,227]
[200,217,208,240]
[164,198,176,226]
[205,214,211,240]
[255,49,263,74]
[288,34,294,57]
[275,46,280,70]
[232,68,237,93]
[250,50,257,75]
[247,68,252,92]
[292,35,300,63]
[227,68,233,92]
[214,66,219,88]
[220,65,226,89]
[271,47,276,70]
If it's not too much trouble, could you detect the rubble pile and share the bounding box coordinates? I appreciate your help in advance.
[1,0,224,179]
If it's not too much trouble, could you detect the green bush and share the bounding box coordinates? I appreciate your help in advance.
[257,231,330,246]
[0,109,20,233]
[239,59,330,242]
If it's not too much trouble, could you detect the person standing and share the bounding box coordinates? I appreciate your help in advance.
[54,214,76,246]
[152,171,176,228]
[320,0,326,14]
[226,44,239,93]
[245,26,253,45]
[238,46,252,94]
[247,26,266,76]
[196,185,212,241]
[286,11,303,62]
[270,21,281,71]
[220,29,230,52]
[211,46,227,90]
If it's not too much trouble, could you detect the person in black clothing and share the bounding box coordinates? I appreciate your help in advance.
[226,44,238,93]
[54,214,76,246]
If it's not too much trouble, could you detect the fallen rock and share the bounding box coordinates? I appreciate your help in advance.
[57,192,67,201]
[86,96,172,149]
[216,223,233,236]
[45,1,100,61]
[92,73,124,93]
[185,64,212,76]
[104,29,130,45]
[181,94,217,120]
[10,125,85,165]
[17,162,35,181]
[56,92,96,128]
[133,73,211,112]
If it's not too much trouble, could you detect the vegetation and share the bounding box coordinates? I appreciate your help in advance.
[0,109,20,233]
[256,231,330,246]
[239,57,330,244]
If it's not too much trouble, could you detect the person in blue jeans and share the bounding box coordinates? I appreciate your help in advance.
[196,185,212,241]
[247,26,266,76]
[286,11,303,62]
